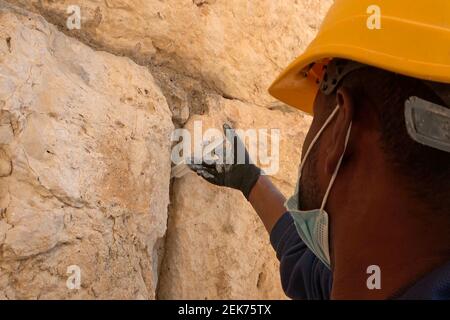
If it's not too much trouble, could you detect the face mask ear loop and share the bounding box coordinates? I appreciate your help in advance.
[320,122,352,212]
[297,106,340,180]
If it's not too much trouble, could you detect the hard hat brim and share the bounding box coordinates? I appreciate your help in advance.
[269,15,450,115]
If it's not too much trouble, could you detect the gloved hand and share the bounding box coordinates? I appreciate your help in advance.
[187,124,261,200]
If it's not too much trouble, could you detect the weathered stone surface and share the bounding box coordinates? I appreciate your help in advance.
[158,95,311,299]
[6,0,333,107]
[0,0,333,300]
[0,4,173,299]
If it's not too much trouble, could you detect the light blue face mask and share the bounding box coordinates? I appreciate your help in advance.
[285,105,352,269]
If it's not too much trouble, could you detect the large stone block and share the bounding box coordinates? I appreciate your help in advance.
[5,0,332,106]
[0,3,173,299]
[158,94,311,299]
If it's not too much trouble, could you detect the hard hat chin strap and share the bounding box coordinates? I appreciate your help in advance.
[320,59,450,153]
[320,60,450,108]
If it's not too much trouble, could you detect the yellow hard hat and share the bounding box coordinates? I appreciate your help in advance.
[268,0,450,115]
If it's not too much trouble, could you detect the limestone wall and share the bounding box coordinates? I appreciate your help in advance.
[0,0,332,299]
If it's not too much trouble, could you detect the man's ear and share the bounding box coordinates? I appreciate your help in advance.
[325,87,354,175]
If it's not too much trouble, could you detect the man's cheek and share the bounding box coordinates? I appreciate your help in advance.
[301,120,321,160]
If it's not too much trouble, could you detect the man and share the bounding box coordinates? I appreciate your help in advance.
[188,0,450,299]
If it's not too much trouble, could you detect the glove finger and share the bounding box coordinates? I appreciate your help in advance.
[188,161,216,171]
[223,123,251,165]
[201,160,218,168]
[195,168,220,184]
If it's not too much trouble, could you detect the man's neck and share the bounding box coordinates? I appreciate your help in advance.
[328,166,450,299]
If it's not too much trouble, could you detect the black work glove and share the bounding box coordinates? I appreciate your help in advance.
[188,124,261,200]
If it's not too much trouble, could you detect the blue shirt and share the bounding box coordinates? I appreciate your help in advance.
[270,212,450,300]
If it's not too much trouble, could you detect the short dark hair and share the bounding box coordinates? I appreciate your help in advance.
[327,61,450,213]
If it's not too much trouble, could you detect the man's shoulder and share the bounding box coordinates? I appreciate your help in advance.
[397,261,450,300]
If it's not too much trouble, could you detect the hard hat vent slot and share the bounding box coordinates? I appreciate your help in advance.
[319,59,366,95]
